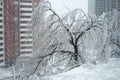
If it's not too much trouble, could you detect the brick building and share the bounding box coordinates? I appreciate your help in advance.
[0,0,33,66]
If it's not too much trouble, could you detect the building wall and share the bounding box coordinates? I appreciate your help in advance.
[115,0,120,11]
[95,0,115,16]
[0,0,33,67]
[88,0,95,15]
[20,0,33,56]
[14,0,20,57]
[0,0,5,66]
[4,0,16,65]
[88,0,120,16]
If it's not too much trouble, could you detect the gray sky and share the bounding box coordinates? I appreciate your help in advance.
[48,0,88,15]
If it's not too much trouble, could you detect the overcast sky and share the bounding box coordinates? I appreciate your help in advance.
[48,0,88,15]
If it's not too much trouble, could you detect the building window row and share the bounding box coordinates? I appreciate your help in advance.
[0,8,2,11]
[20,16,31,18]
[0,26,3,28]
[20,26,32,29]
[0,37,3,40]
[0,20,2,22]
[0,14,2,17]
[20,11,32,13]
[0,54,3,57]
[21,46,32,49]
[21,31,32,34]
[20,5,32,8]
[0,48,3,51]
[0,60,3,63]
[20,0,32,3]
[20,21,28,23]
[21,51,32,54]
[21,41,32,44]
[21,36,32,39]
[0,32,3,34]
[0,43,3,45]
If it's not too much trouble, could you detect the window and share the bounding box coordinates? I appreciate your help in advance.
[21,36,32,39]
[20,16,31,18]
[0,54,3,57]
[0,26,2,28]
[1,2,2,5]
[20,11,32,13]
[21,0,32,3]
[21,31,32,34]
[0,60,3,63]
[0,8,2,11]
[21,46,32,49]
[0,20,2,22]
[21,5,32,8]
[0,14,2,16]
[21,51,32,54]
[0,43,3,45]
[0,48,3,51]
[20,21,28,23]
[21,41,32,44]
[21,26,27,28]
[0,37,3,40]
[0,32,3,34]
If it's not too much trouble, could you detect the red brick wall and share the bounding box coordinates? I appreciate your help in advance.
[4,0,16,65]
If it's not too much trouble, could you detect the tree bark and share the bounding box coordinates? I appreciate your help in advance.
[74,44,79,62]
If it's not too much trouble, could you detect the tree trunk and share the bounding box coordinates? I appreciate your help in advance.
[74,44,79,62]
[74,44,85,64]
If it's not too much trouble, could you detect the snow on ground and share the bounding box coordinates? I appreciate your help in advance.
[40,58,120,80]
[0,68,12,79]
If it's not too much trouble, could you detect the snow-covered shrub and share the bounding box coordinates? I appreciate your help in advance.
[103,10,120,58]
[16,1,118,77]
[29,1,108,76]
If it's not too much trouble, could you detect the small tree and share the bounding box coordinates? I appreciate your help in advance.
[15,1,110,78]
[28,1,104,76]
[103,10,120,58]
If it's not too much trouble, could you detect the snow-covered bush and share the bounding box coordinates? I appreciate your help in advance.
[29,1,108,76]
[16,1,119,78]
[102,10,120,58]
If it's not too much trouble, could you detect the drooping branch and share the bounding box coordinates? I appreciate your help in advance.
[112,41,120,49]
[29,46,57,75]
[54,50,74,55]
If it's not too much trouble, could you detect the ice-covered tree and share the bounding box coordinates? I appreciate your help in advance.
[15,1,115,79]
[3,1,120,80]
[27,1,105,76]
[103,10,120,58]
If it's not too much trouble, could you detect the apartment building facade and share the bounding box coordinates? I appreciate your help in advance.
[88,0,120,16]
[0,0,33,66]
[20,0,33,56]
[4,0,17,66]
[0,0,4,66]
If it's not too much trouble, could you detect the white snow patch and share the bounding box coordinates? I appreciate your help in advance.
[41,58,120,80]
[0,68,12,79]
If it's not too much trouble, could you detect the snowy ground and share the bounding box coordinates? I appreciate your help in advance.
[40,58,120,80]
[1,58,120,80]
[0,68,12,80]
